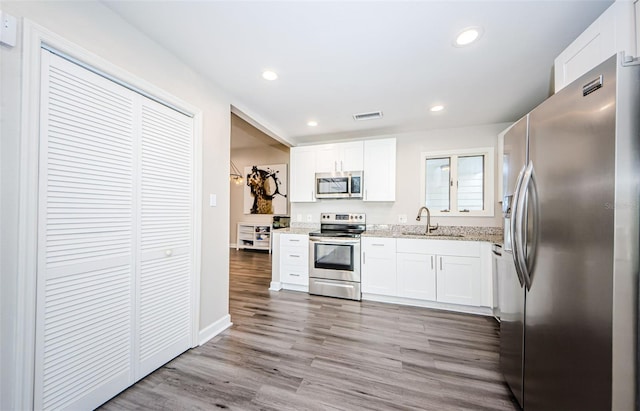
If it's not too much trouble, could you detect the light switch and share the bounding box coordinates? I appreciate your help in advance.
[209,194,217,207]
[0,11,17,47]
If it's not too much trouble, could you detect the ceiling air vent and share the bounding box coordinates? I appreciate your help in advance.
[353,111,383,121]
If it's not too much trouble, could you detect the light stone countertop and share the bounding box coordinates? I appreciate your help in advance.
[272,227,315,235]
[275,224,503,244]
[362,230,503,244]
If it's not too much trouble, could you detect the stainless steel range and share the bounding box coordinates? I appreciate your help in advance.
[308,213,365,301]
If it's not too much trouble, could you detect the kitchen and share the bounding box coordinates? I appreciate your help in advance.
[2,1,639,410]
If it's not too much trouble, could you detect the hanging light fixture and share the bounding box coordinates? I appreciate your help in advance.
[230,161,244,185]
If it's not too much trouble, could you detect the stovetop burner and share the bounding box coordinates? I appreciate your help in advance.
[309,212,366,238]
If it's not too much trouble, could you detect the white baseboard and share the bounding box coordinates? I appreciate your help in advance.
[362,294,493,316]
[198,314,232,346]
[282,283,308,292]
[269,281,282,291]
[230,243,237,249]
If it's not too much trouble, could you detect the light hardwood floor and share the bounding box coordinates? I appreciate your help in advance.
[101,249,519,410]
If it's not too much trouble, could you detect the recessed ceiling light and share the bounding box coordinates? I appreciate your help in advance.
[430,105,445,112]
[454,27,483,47]
[262,70,278,81]
[307,120,318,127]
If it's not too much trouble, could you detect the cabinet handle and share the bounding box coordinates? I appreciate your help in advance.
[363,251,366,264]
[440,257,443,270]
[365,190,368,201]
[290,273,300,277]
[289,239,300,242]
[290,254,300,258]
[334,160,338,172]
[340,160,343,171]
[371,244,384,246]
[431,256,434,270]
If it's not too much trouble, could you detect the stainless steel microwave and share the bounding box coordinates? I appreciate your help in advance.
[315,171,363,199]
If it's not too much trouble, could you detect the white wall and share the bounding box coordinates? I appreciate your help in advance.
[0,2,231,409]
[291,122,512,228]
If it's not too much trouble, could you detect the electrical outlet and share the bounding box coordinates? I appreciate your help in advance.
[398,214,407,223]
[306,214,312,222]
[297,214,303,222]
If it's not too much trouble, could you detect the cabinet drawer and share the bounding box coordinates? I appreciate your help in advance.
[281,267,308,285]
[397,238,480,257]
[280,234,308,248]
[281,247,308,268]
[362,237,396,256]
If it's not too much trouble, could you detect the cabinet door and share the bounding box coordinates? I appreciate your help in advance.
[436,255,481,306]
[363,138,396,201]
[315,141,363,172]
[341,141,364,171]
[361,238,397,295]
[397,253,436,301]
[315,144,338,172]
[290,147,317,202]
[554,1,635,92]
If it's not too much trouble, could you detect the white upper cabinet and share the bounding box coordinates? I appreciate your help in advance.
[289,146,317,202]
[316,141,364,173]
[554,0,636,92]
[289,138,396,202]
[363,138,396,202]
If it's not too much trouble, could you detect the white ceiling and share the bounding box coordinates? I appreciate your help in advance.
[103,0,613,146]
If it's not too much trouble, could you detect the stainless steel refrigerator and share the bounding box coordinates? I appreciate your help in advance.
[499,53,639,411]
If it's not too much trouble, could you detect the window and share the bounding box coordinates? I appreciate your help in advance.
[421,148,494,216]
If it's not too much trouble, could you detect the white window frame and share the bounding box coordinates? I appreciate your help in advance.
[420,147,494,217]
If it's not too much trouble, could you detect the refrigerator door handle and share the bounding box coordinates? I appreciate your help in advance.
[510,164,528,288]
[515,161,540,290]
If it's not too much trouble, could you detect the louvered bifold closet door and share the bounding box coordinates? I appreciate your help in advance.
[136,97,194,379]
[35,50,135,410]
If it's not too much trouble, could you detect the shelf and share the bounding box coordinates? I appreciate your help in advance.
[236,222,272,253]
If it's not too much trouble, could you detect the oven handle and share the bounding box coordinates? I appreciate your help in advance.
[309,237,360,245]
[312,280,357,289]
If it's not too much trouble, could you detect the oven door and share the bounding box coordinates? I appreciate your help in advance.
[309,237,361,281]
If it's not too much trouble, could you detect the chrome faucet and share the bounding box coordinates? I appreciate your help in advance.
[416,206,438,234]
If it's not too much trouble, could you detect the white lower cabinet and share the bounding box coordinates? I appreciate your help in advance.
[396,253,437,301]
[279,234,309,289]
[363,237,488,313]
[436,255,481,306]
[361,237,397,295]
